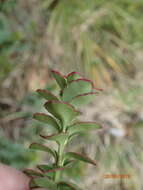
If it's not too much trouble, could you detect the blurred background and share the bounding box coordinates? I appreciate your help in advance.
[0,0,143,189]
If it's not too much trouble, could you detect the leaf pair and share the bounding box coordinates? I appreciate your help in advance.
[44,100,80,128]
[30,177,82,190]
[37,71,101,109]
[29,143,97,167]
[34,112,101,143]
[51,70,83,90]
[34,100,80,131]
[40,133,69,146]
[51,70,102,108]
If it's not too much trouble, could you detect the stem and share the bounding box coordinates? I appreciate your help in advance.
[54,122,67,189]
[54,143,64,183]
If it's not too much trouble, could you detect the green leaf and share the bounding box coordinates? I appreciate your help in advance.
[37,164,65,173]
[33,113,61,131]
[58,181,83,190]
[37,89,59,101]
[40,133,69,145]
[70,92,97,108]
[29,143,57,160]
[63,159,76,167]
[37,164,55,172]
[67,121,101,135]
[30,177,58,190]
[23,169,44,177]
[64,152,97,166]
[62,79,93,102]
[66,72,82,82]
[44,100,80,127]
[51,70,67,89]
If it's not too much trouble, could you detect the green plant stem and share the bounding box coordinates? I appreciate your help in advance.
[54,143,64,183]
[54,123,67,186]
